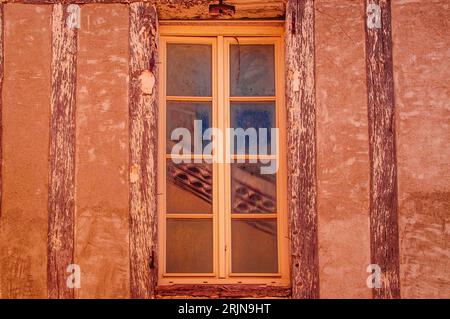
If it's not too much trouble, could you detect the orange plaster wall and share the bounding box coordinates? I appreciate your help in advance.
[0,1,448,299]
[75,4,130,298]
[0,4,51,298]
[392,0,450,299]
[315,0,371,298]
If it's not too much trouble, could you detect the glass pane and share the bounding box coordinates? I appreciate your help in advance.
[230,44,275,96]
[166,101,211,154]
[231,162,277,214]
[166,161,212,214]
[167,44,212,96]
[231,219,278,273]
[230,102,275,155]
[166,219,213,273]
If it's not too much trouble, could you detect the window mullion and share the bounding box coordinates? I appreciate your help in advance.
[216,35,227,279]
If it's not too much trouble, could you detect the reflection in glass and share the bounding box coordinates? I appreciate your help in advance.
[231,162,276,214]
[167,44,212,96]
[230,102,275,155]
[230,44,275,96]
[166,102,211,154]
[166,219,213,273]
[231,219,278,273]
[166,160,212,214]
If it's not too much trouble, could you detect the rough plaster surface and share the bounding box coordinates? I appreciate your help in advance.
[156,0,285,20]
[0,1,448,299]
[75,4,130,298]
[392,0,450,298]
[315,0,371,298]
[0,4,51,298]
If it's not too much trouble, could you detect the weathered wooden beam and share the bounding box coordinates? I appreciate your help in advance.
[0,1,285,20]
[0,4,3,220]
[0,0,207,4]
[1,0,134,3]
[47,3,77,299]
[285,0,319,299]
[157,285,292,298]
[129,2,159,299]
[364,0,400,299]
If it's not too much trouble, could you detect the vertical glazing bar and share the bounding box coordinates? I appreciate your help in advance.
[217,35,227,279]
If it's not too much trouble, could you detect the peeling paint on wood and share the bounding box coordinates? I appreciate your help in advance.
[1,1,285,20]
[364,0,400,299]
[157,284,291,298]
[0,4,3,220]
[48,3,77,299]
[157,0,284,20]
[285,0,319,299]
[129,2,159,299]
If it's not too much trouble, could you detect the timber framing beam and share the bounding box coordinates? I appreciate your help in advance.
[0,4,3,220]
[0,0,209,4]
[285,0,319,299]
[1,0,137,3]
[156,285,292,299]
[129,2,159,299]
[364,0,401,299]
[47,3,77,299]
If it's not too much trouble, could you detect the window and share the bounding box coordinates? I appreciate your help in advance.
[158,24,288,285]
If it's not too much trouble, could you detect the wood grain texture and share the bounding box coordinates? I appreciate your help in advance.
[0,0,285,20]
[48,3,77,299]
[156,0,285,20]
[157,285,291,298]
[285,0,319,299]
[129,2,159,299]
[0,4,3,220]
[0,0,148,1]
[364,0,400,299]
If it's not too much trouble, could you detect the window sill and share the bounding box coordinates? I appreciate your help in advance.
[156,284,291,299]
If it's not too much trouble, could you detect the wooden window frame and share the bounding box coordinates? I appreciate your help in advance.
[157,22,289,286]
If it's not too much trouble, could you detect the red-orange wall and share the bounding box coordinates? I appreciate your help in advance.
[75,4,130,298]
[0,2,448,298]
[315,0,371,299]
[0,4,51,298]
[392,0,449,299]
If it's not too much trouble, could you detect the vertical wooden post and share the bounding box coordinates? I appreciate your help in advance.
[0,4,3,219]
[364,0,401,299]
[129,2,159,299]
[285,0,319,299]
[48,4,77,299]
